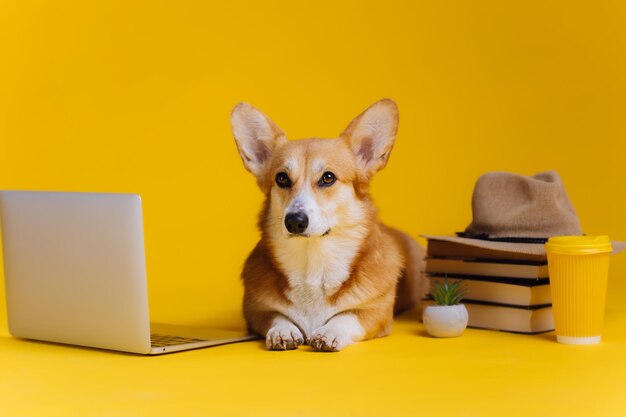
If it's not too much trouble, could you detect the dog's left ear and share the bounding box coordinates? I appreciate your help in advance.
[340,98,399,177]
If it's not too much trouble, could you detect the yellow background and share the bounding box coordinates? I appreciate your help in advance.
[1,1,626,416]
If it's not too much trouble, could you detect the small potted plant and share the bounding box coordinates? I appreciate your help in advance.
[423,277,468,338]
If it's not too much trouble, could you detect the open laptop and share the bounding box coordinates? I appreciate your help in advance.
[0,190,256,354]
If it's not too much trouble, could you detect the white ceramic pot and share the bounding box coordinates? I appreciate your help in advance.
[423,304,468,338]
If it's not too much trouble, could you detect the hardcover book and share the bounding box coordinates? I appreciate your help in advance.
[427,275,551,307]
[425,238,547,263]
[425,258,548,279]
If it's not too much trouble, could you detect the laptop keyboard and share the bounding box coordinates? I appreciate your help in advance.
[150,334,208,348]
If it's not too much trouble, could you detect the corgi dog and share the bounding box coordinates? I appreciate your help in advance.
[230,99,427,352]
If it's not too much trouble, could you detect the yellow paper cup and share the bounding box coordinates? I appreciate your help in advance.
[545,236,612,345]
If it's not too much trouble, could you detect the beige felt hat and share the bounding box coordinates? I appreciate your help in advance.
[422,171,626,255]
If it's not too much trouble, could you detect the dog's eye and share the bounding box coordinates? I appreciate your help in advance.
[319,171,336,187]
[275,172,292,188]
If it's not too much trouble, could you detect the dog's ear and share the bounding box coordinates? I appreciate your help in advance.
[340,99,399,177]
[230,102,286,179]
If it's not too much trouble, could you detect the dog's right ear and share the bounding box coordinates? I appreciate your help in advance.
[230,103,286,180]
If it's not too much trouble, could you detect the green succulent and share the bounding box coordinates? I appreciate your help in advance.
[431,276,466,306]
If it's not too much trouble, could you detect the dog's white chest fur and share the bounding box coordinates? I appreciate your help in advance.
[273,235,361,334]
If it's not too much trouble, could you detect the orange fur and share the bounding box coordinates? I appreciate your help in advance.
[231,99,427,351]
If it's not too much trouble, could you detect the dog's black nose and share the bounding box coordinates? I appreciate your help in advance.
[284,212,309,234]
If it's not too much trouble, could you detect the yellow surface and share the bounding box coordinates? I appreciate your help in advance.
[1,0,626,416]
[1,259,626,417]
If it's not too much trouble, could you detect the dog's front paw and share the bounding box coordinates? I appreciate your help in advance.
[266,323,304,351]
[308,326,351,352]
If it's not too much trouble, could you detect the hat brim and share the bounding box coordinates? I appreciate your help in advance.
[420,234,626,256]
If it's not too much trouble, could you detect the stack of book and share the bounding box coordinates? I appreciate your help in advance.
[422,237,554,334]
